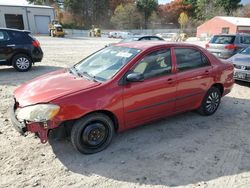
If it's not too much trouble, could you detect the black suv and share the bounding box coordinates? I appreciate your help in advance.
[0,28,43,72]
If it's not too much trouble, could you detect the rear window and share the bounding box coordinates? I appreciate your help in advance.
[240,36,250,44]
[10,31,31,42]
[210,35,235,44]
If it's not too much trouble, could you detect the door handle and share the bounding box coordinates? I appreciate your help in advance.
[167,78,174,84]
[7,44,15,47]
[204,70,210,75]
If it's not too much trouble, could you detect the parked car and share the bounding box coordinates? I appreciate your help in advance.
[108,31,132,39]
[206,33,250,59]
[0,28,43,72]
[10,42,234,154]
[227,46,250,82]
[156,33,178,41]
[120,35,164,42]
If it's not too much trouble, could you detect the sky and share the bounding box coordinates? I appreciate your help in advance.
[0,0,248,5]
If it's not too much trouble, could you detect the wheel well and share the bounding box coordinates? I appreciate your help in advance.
[11,52,32,64]
[82,110,119,131]
[211,83,224,95]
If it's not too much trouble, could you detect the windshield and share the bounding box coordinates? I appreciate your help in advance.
[239,46,250,55]
[74,46,141,82]
[210,35,235,44]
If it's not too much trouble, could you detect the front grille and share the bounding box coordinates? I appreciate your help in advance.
[56,27,63,32]
[234,64,250,70]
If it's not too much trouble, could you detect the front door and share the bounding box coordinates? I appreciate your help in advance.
[123,48,176,128]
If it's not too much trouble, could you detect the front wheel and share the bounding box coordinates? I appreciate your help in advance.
[198,87,221,116]
[71,113,115,154]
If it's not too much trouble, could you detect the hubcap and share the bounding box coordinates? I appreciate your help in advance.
[82,123,107,147]
[206,91,220,113]
[16,57,30,70]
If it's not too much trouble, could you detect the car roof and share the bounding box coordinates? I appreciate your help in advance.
[113,41,201,50]
[214,33,250,37]
[0,28,30,33]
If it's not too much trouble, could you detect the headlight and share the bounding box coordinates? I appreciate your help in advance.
[16,104,60,122]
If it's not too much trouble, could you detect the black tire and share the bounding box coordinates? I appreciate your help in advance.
[12,54,32,72]
[51,30,55,37]
[71,113,115,154]
[198,87,221,116]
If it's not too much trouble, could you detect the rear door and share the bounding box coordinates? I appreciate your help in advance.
[173,47,213,112]
[123,48,176,128]
[0,30,12,64]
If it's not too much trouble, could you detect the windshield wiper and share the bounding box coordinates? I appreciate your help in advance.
[69,66,83,78]
[80,71,98,82]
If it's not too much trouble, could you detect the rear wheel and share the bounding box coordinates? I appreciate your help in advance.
[198,87,221,116]
[12,54,32,72]
[71,113,114,154]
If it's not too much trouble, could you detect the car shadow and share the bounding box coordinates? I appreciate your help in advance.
[235,80,250,87]
[0,65,63,86]
[50,95,250,186]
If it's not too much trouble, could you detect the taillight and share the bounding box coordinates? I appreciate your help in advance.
[32,40,40,48]
[205,43,209,48]
[225,44,237,50]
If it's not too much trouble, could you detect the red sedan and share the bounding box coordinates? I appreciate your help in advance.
[10,42,234,154]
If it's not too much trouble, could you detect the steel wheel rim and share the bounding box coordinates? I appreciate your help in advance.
[82,123,108,147]
[206,91,220,113]
[16,57,30,70]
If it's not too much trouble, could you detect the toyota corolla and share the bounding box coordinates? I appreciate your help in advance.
[10,42,234,154]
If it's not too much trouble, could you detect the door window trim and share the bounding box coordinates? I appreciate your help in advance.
[173,47,211,73]
[0,30,10,42]
[130,48,173,80]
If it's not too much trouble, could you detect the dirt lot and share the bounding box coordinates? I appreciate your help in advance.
[0,36,250,188]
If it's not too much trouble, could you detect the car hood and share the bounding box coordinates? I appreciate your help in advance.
[228,54,250,66]
[14,69,101,107]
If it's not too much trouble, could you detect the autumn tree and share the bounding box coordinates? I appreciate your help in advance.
[158,0,192,27]
[217,0,242,15]
[136,0,158,29]
[178,12,188,31]
[111,3,142,29]
[108,0,135,13]
[233,4,250,17]
[64,0,109,28]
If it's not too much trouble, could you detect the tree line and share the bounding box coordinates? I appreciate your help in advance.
[28,0,249,30]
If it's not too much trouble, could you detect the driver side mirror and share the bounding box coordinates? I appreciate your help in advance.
[126,72,144,82]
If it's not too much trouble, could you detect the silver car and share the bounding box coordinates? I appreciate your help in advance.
[206,34,250,59]
[228,46,250,82]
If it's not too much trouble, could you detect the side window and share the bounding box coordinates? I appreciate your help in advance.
[240,36,250,44]
[175,48,209,72]
[133,49,172,79]
[139,37,150,41]
[150,37,162,41]
[0,31,10,41]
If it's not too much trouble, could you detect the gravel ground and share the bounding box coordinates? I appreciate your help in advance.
[0,36,250,188]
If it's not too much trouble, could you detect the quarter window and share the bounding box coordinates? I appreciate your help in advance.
[0,31,9,41]
[133,49,172,79]
[175,48,209,71]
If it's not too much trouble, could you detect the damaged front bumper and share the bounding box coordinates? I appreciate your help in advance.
[9,104,59,143]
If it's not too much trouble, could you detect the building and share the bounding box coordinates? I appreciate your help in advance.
[197,16,250,37]
[0,4,55,34]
